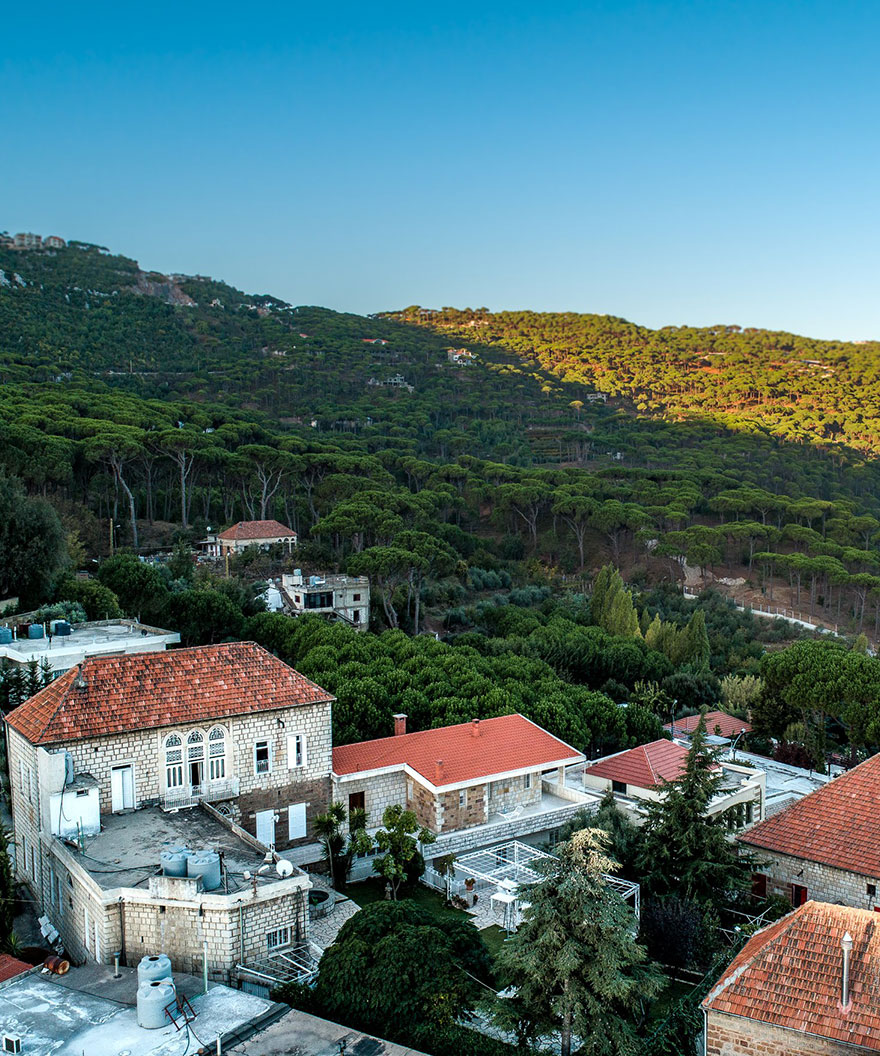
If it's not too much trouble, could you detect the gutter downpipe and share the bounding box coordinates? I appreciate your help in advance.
[238,900,244,964]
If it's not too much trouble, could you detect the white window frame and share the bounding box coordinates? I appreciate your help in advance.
[164,733,184,791]
[288,802,307,840]
[208,725,228,782]
[287,733,307,769]
[458,789,467,808]
[254,740,272,775]
[267,925,292,952]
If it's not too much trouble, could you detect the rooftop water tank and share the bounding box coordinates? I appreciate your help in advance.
[0,628,11,645]
[55,620,72,637]
[159,846,191,878]
[28,624,44,640]
[187,849,222,891]
[137,953,173,985]
[137,979,176,1029]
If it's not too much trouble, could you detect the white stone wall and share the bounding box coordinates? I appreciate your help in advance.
[749,848,880,911]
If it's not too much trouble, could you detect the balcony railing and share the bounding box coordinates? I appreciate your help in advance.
[163,777,240,811]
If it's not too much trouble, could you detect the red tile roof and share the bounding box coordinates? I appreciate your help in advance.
[4,642,333,746]
[332,714,583,788]
[0,954,32,983]
[703,901,880,1050]
[739,752,880,879]
[218,519,296,540]
[665,710,751,738]
[584,739,689,789]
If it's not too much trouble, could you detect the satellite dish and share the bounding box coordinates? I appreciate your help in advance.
[276,860,294,878]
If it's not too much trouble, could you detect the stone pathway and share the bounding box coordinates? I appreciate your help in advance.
[306,875,360,952]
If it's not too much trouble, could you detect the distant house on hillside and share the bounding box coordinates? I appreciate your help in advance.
[201,519,298,557]
[703,900,880,1055]
[13,232,41,249]
[280,570,370,631]
[580,739,764,829]
[43,235,66,249]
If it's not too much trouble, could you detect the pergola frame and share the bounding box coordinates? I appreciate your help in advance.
[453,840,640,921]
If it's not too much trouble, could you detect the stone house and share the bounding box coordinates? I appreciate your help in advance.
[210,519,298,556]
[739,752,880,911]
[280,571,370,631]
[332,713,586,863]
[3,642,335,977]
[702,900,880,1054]
[580,738,766,830]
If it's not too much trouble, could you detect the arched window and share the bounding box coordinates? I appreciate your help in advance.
[164,733,183,789]
[208,725,227,781]
[187,730,205,791]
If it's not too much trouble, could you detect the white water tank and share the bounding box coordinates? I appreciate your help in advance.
[137,953,173,985]
[137,979,176,1029]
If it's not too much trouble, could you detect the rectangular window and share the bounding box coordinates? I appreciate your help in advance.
[751,873,767,898]
[458,789,467,808]
[524,773,532,790]
[792,884,808,907]
[745,800,754,825]
[267,926,292,952]
[868,883,877,899]
[611,780,627,795]
[287,734,307,769]
[209,756,226,781]
[254,741,271,775]
[166,763,184,789]
[353,593,361,601]
[288,802,307,840]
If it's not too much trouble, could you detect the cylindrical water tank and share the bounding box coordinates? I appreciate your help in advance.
[55,620,72,636]
[187,849,222,890]
[159,847,191,878]
[28,624,44,640]
[137,953,173,985]
[0,628,11,645]
[137,979,176,1029]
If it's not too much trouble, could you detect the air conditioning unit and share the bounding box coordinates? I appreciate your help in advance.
[3,1034,22,1054]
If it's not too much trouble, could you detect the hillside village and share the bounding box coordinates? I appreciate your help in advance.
[1,516,879,1055]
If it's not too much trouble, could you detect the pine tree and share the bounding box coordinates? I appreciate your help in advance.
[682,610,711,671]
[606,589,641,638]
[495,829,661,1056]
[0,828,15,950]
[637,714,751,908]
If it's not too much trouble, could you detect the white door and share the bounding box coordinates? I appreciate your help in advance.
[288,803,307,841]
[111,765,135,811]
[256,809,276,848]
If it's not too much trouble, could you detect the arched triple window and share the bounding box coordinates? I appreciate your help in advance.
[164,726,229,796]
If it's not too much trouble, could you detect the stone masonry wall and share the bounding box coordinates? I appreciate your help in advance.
[332,770,407,828]
[706,1010,861,1055]
[487,773,542,814]
[439,784,487,831]
[409,777,440,831]
[749,848,880,912]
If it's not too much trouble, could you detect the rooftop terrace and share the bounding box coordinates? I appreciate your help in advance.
[67,805,305,893]
[0,618,179,669]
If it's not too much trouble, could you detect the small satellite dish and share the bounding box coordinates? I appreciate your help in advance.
[276,860,294,878]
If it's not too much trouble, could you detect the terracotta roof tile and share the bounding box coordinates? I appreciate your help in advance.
[332,714,583,787]
[703,901,880,1050]
[4,642,333,746]
[739,752,880,878]
[664,711,751,738]
[0,954,32,983]
[218,520,296,540]
[584,739,689,789]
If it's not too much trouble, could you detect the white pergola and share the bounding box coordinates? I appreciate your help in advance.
[453,840,640,931]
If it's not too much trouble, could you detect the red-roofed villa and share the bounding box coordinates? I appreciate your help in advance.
[200,519,298,557]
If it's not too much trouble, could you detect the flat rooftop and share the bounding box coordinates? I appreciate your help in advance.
[230,1008,430,1055]
[283,574,368,590]
[0,619,179,667]
[0,963,279,1056]
[68,806,304,893]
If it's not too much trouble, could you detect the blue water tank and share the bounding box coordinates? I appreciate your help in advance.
[137,979,176,1029]
[187,850,222,891]
[28,624,44,640]
[159,846,191,878]
[0,628,11,645]
[54,620,72,637]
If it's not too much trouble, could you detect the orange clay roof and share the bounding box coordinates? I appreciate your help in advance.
[703,901,880,1050]
[739,752,880,879]
[4,641,332,746]
[664,710,751,738]
[584,738,689,789]
[0,954,32,983]
[218,519,296,540]
[332,714,583,788]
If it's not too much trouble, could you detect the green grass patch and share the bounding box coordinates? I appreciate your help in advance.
[345,878,471,922]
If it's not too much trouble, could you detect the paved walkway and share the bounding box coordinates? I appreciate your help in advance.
[306,875,359,952]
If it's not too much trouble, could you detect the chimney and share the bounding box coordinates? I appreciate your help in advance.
[393,713,407,737]
[435,759,444,783]
[842,931,853,1008]
[471,718,481,738]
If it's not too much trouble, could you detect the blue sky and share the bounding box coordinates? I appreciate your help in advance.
[3,2,879,339]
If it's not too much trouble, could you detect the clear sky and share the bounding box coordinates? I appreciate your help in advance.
[4,1,879,339]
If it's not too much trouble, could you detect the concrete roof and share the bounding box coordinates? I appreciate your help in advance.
[229,1008,430,1055]
[0,963,280,1056]
[0,619,179,667]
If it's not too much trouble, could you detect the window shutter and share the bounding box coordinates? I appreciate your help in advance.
[288,802,307,840]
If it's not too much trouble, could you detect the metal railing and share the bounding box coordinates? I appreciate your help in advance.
[163,776,240,810]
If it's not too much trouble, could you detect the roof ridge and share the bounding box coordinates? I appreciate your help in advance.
[704,908,803,1007]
